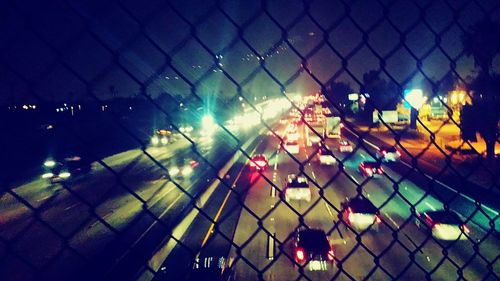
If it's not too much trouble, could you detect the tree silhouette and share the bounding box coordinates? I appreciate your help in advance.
[460,18,500,159]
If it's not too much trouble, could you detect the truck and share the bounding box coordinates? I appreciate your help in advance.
[324,114,341,139]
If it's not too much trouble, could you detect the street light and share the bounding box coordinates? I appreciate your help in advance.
[404,89,425,129]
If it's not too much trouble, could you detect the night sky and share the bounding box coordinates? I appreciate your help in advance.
[0,0,499,105]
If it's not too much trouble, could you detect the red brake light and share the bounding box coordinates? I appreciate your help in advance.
[375,215,381,224]
[364,167,372,174]
[382,151,387,155]
[340,123,344,128]
[396,150,401,156]
[377,168,383,174]
[328,249,334,261]
[347,208,353,223]
[296,249,305,261]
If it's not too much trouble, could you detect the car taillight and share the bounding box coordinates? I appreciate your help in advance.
[382,151,387,155]
[250,161,256,166]
[433,223,441,230]
[375,215,381,224]
[462,225,470,234]
[396,150,401,156]
[340,123,344,128]
[377,168,383,174]
[364,167,372,174]
[347,208,353,223]
[328,250,335,261]
[296,249,305,262]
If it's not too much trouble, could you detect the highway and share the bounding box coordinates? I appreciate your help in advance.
[159,120,499,280]
[2,111,498,281]
[0,128,244,281]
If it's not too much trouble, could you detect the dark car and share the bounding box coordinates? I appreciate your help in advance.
[292,228,335,271]
[42,156,91,183]
[358,161,384,178]
[415,210,470,240]
[341,197,381,231]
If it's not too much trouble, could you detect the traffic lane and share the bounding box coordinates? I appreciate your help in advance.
[297,156,430,279]
[155,147,269,280]
[0,133,238,281]
[232,137,346,280]
[303,160,478,280]
[0,139,192,227]
[153,124,289,280]
[311,143,499,280]
[320,137,498,248]
[340,128,499,231]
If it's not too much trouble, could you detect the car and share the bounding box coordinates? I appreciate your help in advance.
[292,227,335,271]
[168,159,199,178]
[376,146,401,162]
[151,129,173,145]
[42,156,91,183]
[338,139,353,153]
[283,140,300,154]
[340,197,381,231]
[284,174,311,202]
[317,147,336,165]
[415,210,470,240]
[249,154,269,170]
[358,161,383,178]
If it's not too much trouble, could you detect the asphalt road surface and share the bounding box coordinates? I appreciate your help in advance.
[159,121,499,281]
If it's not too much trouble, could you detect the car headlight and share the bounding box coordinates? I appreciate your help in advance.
[41,172,54,179]
[151,136,159,145]
[161,137,168,145]
[59,172,71,178]
[169,166,180,176]
[181,166,193,176]
[44,160,56,168]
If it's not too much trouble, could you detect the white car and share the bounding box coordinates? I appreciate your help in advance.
[341,197,381,231]
[317,148,336,165]
[415,210,470,241]
[284,140,300,154]
[338,139,353,153]
[284,174,311,202]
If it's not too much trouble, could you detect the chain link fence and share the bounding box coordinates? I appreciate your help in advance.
[1,0,499,280]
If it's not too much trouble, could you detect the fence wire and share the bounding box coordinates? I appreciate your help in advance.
[1,0,499,281]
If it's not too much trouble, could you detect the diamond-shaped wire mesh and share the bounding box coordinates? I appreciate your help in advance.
[1,0,499,281]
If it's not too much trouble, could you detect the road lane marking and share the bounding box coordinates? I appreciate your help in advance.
[311,171,317,180]
[271,185,276,197]
[324,202,334,218]
[425,202,436,211]
[266,233,275,260]
[383,212,399,228]
[201,144,259,247]
[343,126,499,217]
